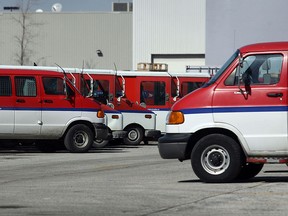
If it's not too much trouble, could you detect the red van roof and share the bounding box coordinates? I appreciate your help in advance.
[240,41,288,53]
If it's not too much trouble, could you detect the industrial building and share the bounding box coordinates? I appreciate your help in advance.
[0,0,287,72]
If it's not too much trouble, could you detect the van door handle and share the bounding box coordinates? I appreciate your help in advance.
[43,99,53,103]
[16,99,25,103]
[267,92,283,97]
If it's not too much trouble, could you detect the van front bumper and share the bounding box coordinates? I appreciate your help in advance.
[112,130,127,139]
[145,129,161,140]
[158,133,191,160]
[93,123,113,140]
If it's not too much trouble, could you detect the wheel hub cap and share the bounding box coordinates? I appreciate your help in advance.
[201,145,230,175]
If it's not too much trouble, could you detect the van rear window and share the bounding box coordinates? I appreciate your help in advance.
[0,76,12,96]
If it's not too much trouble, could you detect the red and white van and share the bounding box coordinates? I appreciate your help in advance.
[0,66,110,152]
[80,69,161,145]
[116,70,211,133]
[57,68,127,148]
[158,41,288,182]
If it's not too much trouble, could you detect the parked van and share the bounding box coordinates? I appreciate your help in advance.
[79,69,161,145]
[61,69,127,148]
[116,70,211,133]
[0,66,110,152]
[95,103,126,148]
[158,41,288,182]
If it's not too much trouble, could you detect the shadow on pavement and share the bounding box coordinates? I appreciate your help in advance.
[0,141,158,154]
[178,174,288,184]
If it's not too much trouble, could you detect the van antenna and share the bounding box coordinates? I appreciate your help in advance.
[55,63,66,75]
[55,63,69,98]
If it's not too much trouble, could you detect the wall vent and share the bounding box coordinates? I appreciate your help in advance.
[112,2,133,12]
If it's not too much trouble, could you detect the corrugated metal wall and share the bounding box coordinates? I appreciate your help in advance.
[133,0,206,72]
[0,12,132,70]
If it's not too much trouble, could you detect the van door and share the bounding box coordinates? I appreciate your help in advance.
[0,76,14,134]
[41,76,79,138]
[213,53,287,153]
[14,76,42,135]
[139,79,170,132]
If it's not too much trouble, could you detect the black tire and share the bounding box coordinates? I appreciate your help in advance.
[64,124,93,153]
[93,139,110,148]
[191,134,243,183]
[237,163,264,180]
[123,126,144,145]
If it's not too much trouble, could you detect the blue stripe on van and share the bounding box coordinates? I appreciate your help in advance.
[104,110,121,114]
[119,109,154,114]
[181,106,288,114]
[148,108,170,112]
[0,107,99,112]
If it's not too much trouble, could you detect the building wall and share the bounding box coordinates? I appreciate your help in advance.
[0,12,132,70]
[206,0,288,67]
[133,0,206,72]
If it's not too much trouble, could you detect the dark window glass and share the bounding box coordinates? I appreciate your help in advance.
[15,76,37,97]
[43,77,65,95]
[0,76,12,96]
[140,81,166,105]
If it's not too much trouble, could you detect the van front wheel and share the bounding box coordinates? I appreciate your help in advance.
[64,124,93,153]
[123,126,143,145]
[191,134,243,183]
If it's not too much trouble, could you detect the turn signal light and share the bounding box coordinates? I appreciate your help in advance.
[167,111,184,124]
[145,114,152,119]
[112,115,119,119]
[97,110,105,118]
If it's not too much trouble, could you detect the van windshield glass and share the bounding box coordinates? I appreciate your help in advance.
[203,49,239,87]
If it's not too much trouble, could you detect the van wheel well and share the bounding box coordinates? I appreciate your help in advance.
[123,123,144,133]
[185,128,241,159]
[63,121,95,139]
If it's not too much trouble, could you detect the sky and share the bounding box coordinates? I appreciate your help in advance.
[0,0,133,12]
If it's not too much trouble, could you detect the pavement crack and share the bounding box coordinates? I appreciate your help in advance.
[140,182,266,216]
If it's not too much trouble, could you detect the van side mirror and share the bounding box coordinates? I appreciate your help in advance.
[239,55,244,68]
[242,71,251,86]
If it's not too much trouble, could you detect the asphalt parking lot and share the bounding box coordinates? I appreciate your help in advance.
[1,143,288,216]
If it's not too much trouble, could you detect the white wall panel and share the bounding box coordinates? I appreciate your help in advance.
[133,0,205,72]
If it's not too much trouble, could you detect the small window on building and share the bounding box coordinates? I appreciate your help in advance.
[0,76,12,96]
[140,81,166,105]
[15,76,37,97]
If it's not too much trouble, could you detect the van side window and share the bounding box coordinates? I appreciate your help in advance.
[171,81,203,98]
[43,77,65,95]
[0,76,12,96]
[181,82,203,96]
[84,79,109,104]
[225,54,283,86]
[140,81,166,105]
[15,77,37,97]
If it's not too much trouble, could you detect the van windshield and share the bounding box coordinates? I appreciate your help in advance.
[203,49,240,87]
